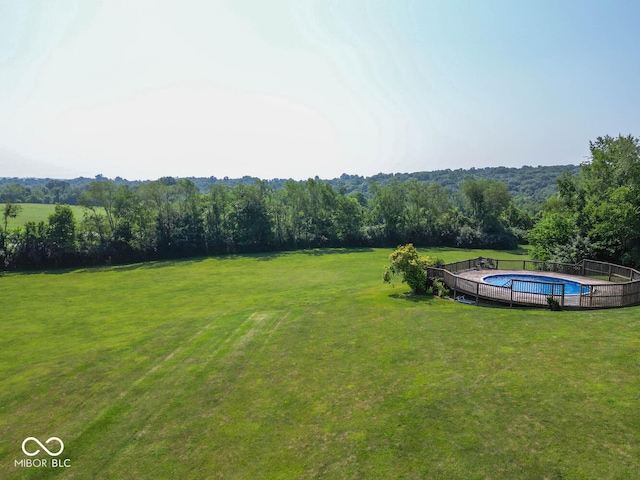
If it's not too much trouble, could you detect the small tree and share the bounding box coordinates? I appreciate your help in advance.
[383,244,443,294]
[3,202,22,232]
[1,202,22,262]
[47,204,77,266]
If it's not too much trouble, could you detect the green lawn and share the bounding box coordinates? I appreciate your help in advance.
[0,203,89,229]
[1,248,638,479]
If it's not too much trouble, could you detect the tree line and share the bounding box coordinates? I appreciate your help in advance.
[1,164,579,212]
[3,133,637,271]
[0,176,530,270]
[529,134,640,268]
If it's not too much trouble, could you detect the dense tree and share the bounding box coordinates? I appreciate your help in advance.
[404,181,454,244]
[369,180,407,244]
[47,204,77,265]
[460,179,512,230]
[283,180,311,247]
[203,184,232,253]
[80,180,117,235]
[335,194,363,244]
[530,134,640,266]
[1,164,581,270]
[229,182,274,251]
[528,212,576,261]
[306,179,338,245]
[458,179,518,248]
[0,184,30,203]
[13,221,48,269]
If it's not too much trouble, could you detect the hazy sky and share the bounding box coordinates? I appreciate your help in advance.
[1,0,639,180]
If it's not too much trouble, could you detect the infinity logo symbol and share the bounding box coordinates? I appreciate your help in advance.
[21,437,65,457]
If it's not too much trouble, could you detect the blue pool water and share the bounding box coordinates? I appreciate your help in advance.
[483,274,590,295]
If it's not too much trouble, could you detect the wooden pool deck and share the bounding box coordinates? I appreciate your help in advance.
[451,269,616,308]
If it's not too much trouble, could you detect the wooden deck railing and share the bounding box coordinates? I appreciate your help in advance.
[427,257,640,309]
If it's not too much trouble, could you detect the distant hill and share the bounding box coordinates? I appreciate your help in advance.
[1,164,580,208]
[319,165,581,207]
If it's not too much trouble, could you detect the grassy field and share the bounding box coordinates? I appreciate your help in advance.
[0,204,89,229]
[1,247,638,479]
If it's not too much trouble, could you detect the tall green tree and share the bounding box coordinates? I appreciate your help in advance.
[283,180,311,246]
[369,180,407,244]
[204,184,231,252]
[47,204,77,265]
[229,182,274,250]
[334,194,363,244]
[80,180,117,236]
[460,179,512,230]
[2,202,22,233]
[404,181,453,244]
[528,212,576,261]
[530,134,640,266]
[305,179,338,245]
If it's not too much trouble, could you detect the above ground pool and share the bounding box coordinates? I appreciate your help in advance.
[483,274,590,295]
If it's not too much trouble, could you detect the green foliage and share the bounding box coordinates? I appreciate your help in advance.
[2,202,22,232]
[461,178,512,228]
[530,134,640,266]
[383,243,443,294]
[550,234,594,265]
[430,278,449,298]
[528,212,576,261]
[48,204,76,252]
[47,204,77,266]
[1,163,581,270]
[230,182,274,249]
[546,296,562,311]
[370,180,407,242]
[1,164,577,208]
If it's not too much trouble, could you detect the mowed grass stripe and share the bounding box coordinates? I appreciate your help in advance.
[1,248,639,479]
[71,311,293,479]
[67,312,277,475]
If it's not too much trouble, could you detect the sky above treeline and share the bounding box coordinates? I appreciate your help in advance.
[1,0,639,180]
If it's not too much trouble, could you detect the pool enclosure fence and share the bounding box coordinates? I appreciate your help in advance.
[427,258,640,308]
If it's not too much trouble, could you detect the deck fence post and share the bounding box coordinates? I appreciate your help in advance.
[608,263,612,282]
[510,283,513,308]
[579,285,583,308]
[561,284,565,308]
[453,276,457,300]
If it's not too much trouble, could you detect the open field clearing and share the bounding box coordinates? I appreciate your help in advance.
[1,248,639,479]
[0,204,90,229]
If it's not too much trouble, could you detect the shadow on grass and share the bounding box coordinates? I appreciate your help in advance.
[86,257,209,273]
[253,247,375,261]
[424,245,531,257]
[389,292,439,303]
[502,245,531,255]
[2,247,377,276]
[3,256,209,276]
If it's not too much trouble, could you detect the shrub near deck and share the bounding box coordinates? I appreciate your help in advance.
[1,248,638,479]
